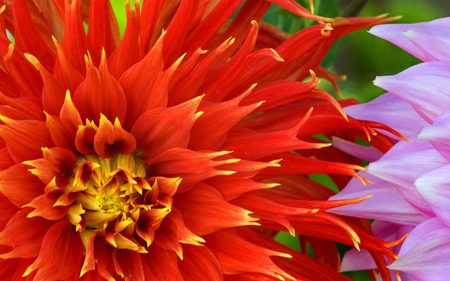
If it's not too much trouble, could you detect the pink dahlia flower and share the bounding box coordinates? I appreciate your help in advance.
[331,17,450,281]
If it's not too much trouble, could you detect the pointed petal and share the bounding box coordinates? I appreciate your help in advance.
[367,138,447,213]
[330,173,428,225]
[163,0,199,63]
[176,184,257,235]
[345,93,429,138]
[419,109,450,160]
[62,0,88,73]
[109,3,142,77]
[332,137,383,162]
[374,61,450,122]
[23,221,84,280]
[93,115,136,157]
[154,209,205,258]
[415,164,450,227]
[141,246,184,281]
[0,117,52,163]
[389,218,450,281]
[115,250,145,281]
[209,178,276,201]
[207,229,294,280]
[224,114,330,160]
[149,148,238,189]
[0,164,44,207]
[369,18,450,61]
[86,0,119,60]
[189,87,261,150]
[118,32,167,125]
[0,209,51,259]
[268,0,328,21]
[179,245,223,281]
[73,53,127,122]
[25,193,68,220]
[340,249,376,272]
[132,97,202,160]
[12,0,55,69]
[183,0,241,53]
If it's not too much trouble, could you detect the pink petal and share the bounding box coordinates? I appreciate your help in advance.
[390,218,450,281]
[369,18,450,62]
[415,164,450,227]
[345,93,429,138]
[367,138,447,214]
[330,173,427,225]
[374,61,450,122]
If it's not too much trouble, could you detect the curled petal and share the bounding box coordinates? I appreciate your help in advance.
[93,115,136,158]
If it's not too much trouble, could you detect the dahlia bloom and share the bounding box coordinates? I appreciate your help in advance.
[0,0,396,280]
[331,17,450,281]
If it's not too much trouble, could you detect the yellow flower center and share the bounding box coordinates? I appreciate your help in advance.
[66,154,172,252]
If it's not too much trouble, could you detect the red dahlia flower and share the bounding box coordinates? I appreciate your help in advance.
[0,1,397,280]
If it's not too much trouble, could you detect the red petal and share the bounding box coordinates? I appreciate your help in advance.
[224,111,330,160]
[201,21,259,102]
[24,147,77,185]
[0,194,17,230]
[266,0,328,21]
[0,148,14,170]
[0,164,44,207]
[75,120,97,155]
[108,2,142,78]
[207,229,294,280]
[149,148,238,189]
[0,258,33,281]
[183,0,241,53]
[179,245,223,281]
[139,0,163,51]
[175,183,258,235]
[168,37,236,105]
[141,246,184,281]
[119,32,165,126]
[115,250,145,281]
[80,231,98,277]
[0,117,52,163]
[3,44,43,97]
[242,79,317,111]
[132,96,202,160]
[73,52,127,122]
[12,0,56,69]
[0,92,43,120]
[86,0,119,61]
[163,0,199,63]
[257,153,364,179]
[189,85,261,150]
[35,60,66,115]
[53,38,84,92]
[62,0,88,74]
[0,209,51,259]
[23,221,84,280]
[208,178,276,201]
[93,115,136,157]
[45,113,76,150]
[239,228,349,281]
[24,192,68,220]
[154,209,204,258]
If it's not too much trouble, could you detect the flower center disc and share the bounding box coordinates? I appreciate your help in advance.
[66,154,171,252]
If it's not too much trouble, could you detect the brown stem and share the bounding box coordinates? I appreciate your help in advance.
[340,0,371,17]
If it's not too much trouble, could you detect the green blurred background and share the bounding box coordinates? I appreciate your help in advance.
[110,1,448,280]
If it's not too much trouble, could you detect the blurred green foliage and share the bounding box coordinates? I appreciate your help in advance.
[110,1,448,280]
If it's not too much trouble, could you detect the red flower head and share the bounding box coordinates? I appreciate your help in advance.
[0,1,399,280]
